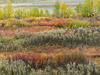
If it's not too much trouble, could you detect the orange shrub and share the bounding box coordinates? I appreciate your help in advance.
[54,52,64,64]
[51,18,72,27]
[7,53,44,67]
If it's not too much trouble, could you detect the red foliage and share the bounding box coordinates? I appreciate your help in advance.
[25,17,36,22]
[7,53,44,66]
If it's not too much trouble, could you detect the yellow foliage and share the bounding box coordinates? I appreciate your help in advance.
[3,0,14,19]
[93,0,100,11]
[36,17,41,21]
[60,1,67,17]
[0,54,6,60]
[54,52,64,60]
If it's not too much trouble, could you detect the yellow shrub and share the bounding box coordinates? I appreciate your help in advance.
[0,54,6,60]
[54,52,64,60]
[36,17,41,21]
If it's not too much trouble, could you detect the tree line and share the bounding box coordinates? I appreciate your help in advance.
[0,0,100,19]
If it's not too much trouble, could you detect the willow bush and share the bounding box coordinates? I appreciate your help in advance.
[0,59,99,75]
[0,43,22,52]
[22,27,100,48]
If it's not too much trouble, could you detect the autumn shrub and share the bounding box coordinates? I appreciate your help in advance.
[8,52,86,69]
[0,20,6,27]
[7,53,44,67]
[4,19,18,27]
[52,18,72,27]
[54,52,64,65]
[69,20,90,28]
[25,17,36,22]
[0,54,6,60]
[17,20,30,27]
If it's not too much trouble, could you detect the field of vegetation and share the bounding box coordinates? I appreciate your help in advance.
[0,0,100,75]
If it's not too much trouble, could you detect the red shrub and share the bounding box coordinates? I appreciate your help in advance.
[7,53,44,66]
[25,17,36,22]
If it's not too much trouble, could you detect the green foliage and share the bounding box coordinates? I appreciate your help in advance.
[44,9,50,17]
[66,6,75,18]
[3,0,14,18]
[0,5,3,20]
[81,0,94,17]
[22,8,27,18]
[15,8,22,19]
[30,7,39,17]
[60,63,100,75]
[69,20,90,28]
[75,3,82,13]
[0,59,99,75]
[0,37,15,43]
[39,9,44,17]
[53,0,60,17]
[22,27,100,47]
[15,31,32,39]
[94,0,100,13]
[64,52,86,64]
[1,43,22,52]
[0,59,31,75]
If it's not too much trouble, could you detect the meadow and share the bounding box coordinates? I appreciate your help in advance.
[0,0,100,75]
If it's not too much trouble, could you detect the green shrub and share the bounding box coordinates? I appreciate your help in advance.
[64,52,86,64]
[0,59,31,75]
[0,37,15,43]
[69,20,90,28]
[0,59,99,75]
[1,43,22,52]
[15,31,32,39]
[22,27,100,48]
